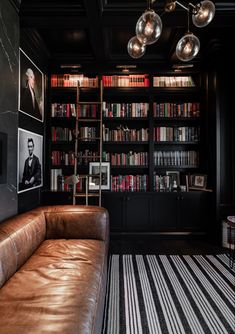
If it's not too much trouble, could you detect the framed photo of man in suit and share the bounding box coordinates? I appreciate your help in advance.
[19,48,44,122]
[18,128,43,193]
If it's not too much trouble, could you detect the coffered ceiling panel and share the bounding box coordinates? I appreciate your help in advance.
[20,0,235,66]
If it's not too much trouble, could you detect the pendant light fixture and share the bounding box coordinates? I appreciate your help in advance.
[176,6,200,62]
[192,0,215,27]
[127,0,215,61]
[136,0,162,45]
[127,36,146,59]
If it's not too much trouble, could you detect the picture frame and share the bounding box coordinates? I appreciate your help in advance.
[19,48,44,122]
[18,128,43,193]
[88,162,110,190]
[166,171,180,187]
[191,174,207,189]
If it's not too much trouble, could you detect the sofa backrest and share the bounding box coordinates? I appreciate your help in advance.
[0,212,46,288]
[36,205,109,241]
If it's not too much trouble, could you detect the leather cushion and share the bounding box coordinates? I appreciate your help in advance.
[0,212,46,288]
[0,239,106,334]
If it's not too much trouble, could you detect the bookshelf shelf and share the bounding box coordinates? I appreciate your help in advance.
[154,141,199,145]
[103,117,149,122]
[103,141,149,145]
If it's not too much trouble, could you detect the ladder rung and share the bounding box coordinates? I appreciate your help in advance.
[77,102,102,105]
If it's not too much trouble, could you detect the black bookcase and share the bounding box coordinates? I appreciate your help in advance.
[42,71,211,234]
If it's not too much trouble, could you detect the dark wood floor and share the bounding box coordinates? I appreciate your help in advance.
[110,234,225,255]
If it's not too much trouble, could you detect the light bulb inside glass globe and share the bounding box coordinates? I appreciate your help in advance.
[136,9,162,45]
[192,0,215,28]
[127,36,146,59]
[176,33,200,62]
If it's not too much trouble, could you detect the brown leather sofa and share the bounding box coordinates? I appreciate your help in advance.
[0,205,109,334]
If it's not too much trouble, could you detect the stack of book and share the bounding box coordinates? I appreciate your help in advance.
[154,150,199,166]
[51,103,76,118]
[51,151,75,166]
[103,102,149,118]
[153,76,195,87]
[111,175,148,191]
[79,127,97,141]
[153,102,200,118]
[103,151,148,166]
[51,127,73,142]
[103,126,149,142]
[51,74,98,87]
[154,127,200,142]
[102,75,149,87]
[154,175,172,192]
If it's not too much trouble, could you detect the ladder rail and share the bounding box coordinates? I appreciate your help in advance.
[73,79,103,206]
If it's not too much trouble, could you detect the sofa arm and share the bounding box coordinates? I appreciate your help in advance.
[35,205,109,241]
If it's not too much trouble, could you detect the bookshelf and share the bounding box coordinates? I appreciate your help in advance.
[44,71,210,233]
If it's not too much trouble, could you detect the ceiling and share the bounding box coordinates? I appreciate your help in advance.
[19,1,235,69]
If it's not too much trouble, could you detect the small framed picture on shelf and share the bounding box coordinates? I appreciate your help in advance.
[166,171,180,187]
[88,162,110,190]
[191,174,207,189]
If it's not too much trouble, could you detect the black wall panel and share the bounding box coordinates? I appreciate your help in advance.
[0,0,19,221]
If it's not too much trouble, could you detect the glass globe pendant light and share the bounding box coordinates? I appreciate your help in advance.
[192,0,215,28]
[136,0,162,45]
[176,33,200,61]
[127,36,146,59]
[176,7,200,62]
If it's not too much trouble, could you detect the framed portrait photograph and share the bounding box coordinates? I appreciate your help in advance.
[88,162,110,190]
[18,128,43,193]
[19,48,44,122]
[191,174,207,189]
[166,171,180,187]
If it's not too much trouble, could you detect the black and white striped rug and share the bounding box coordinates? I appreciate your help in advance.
[103,254,235,334]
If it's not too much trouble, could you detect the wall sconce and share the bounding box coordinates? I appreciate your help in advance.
[127,0,215,61]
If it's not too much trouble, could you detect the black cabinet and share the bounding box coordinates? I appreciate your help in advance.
[103,191,209,234]
[102,193,151,232]
[125,195,150,232]
[179,192,206,230]
[102,193,124,232]
[152,193,178,231]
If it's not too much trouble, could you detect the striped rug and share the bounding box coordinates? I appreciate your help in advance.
[103,254,235,334]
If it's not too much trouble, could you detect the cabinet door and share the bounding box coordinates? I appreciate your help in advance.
[152,193,178,231]
[102,194,124,232]
[125,195,150,232]
[179,192,206,230]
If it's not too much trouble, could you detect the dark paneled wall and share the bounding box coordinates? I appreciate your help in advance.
[0,0,19,221]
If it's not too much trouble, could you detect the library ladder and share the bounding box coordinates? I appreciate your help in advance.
[73,80,103,206]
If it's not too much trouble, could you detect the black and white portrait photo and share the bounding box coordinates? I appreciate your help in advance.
[18,128,43,193]
[19,48,44,122]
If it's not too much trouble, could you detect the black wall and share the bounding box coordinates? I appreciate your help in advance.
[0,0,19,221]
[18,30,49,213]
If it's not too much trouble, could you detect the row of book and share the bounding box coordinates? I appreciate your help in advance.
[102,75,150,87]
[77,105,99,118]
[111,175,148,192]
[153,102,200,118]
[51,127,73,142]
[51,103,76,118]
[51,74,99,87]
[50,170,83,192]
[154,150,199,167]
[103,102,149,118]
[79,127,97,141]
[154,127,200,142]
[103,127,149,142]
[51,151,75,166]
[77,150,100,165]
[103,151,148,166]
[51,101,199,119]
[153,76,195,87]
[154,175,175,192]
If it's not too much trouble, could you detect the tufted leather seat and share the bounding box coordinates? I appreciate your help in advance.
[0,205,109,334]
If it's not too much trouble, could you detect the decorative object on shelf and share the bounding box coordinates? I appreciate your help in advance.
[64,174,79,185]
[166,170,180,189]
[191,173,207,189]
[128,0,215,61]
[88,162,110,190]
